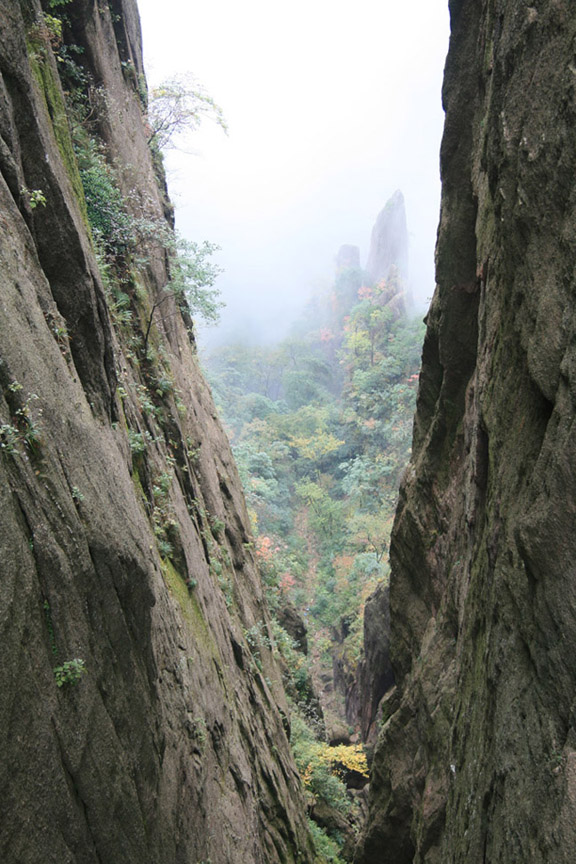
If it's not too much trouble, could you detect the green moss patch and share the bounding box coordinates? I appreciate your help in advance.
[29,53,88,222]
[161,558,212,647]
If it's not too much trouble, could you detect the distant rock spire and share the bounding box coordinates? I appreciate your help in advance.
[335,244,360,271]
[365,190,409,286]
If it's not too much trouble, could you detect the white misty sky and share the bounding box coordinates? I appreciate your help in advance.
[137,0,450,345]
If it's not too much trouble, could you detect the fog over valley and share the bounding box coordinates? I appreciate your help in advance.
[137,0,450,346]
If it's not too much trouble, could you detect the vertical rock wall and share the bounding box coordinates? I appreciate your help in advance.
[356,0,576,861]
[0,2,314,862]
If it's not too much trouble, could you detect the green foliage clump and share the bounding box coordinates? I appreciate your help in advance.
[21,187,47,209]
[291,713,355,813]
[42,31,224,334]
[168,237,224,324]
[151,471,179,559]
[244,620,272,672]
[307,818,346,864]
[142,235,224,354]
[72,127,224,345]
[54,658,86,687]
[0,424,20,457]
[270,619,314,705]
[127,428,153,455]
[73,135,171,262]
[1,384,43,460]
[77,141,131,252]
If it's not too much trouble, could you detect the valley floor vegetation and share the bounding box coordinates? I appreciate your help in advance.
[205,266,424,859]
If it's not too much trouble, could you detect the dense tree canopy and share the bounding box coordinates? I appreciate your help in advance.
[205,265,424,677]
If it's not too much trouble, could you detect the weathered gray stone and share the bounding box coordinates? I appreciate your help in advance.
[355,1,576,862]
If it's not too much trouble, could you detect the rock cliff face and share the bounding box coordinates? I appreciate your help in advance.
[355,0,576,862]
[338,584,393,746]
[0,2,314,862]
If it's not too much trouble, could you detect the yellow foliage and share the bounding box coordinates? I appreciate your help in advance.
[289,431,345,461]
[247,507,258,534]
[323,744,369,777]
[300,742,369,789]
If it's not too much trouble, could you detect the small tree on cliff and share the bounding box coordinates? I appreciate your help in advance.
[143,236,223,352]
[147,74,227,151]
